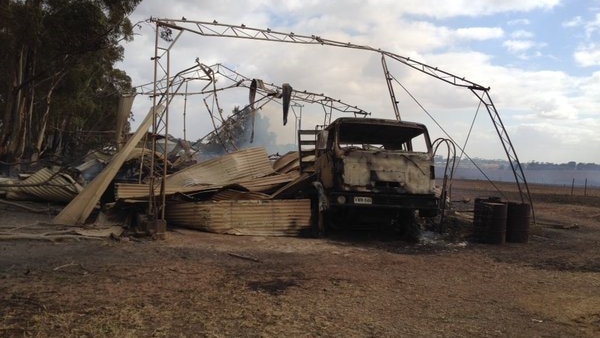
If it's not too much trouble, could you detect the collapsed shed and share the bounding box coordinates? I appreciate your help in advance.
[115,147,313,236]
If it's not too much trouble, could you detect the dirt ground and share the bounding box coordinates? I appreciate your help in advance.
[1,179,599,337]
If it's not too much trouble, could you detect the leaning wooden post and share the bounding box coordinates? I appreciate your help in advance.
[52,106,162,225]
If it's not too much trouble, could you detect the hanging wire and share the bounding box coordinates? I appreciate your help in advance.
[455,100,481,169]
[390,74,509,200]
[203,98,230,152]
[432,137,456,228]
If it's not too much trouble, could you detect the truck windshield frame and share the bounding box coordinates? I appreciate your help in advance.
[334,121,432,153]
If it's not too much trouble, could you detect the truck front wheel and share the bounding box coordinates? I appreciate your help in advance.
[310,198,326,237]
[395,210,421,242]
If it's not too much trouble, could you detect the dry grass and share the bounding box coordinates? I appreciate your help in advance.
[448,179,600,206]
[1,179,600,337]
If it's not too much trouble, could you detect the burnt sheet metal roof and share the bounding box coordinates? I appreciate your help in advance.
[211,189,271,201]
[165,147,274,187]
[111,146,314,237]
[272,151,299,173]
[114,171,298,200]
[115,147,299,201]
[5,167,82,203]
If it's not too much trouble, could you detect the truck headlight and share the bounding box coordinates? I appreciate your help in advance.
[336,195,346,204]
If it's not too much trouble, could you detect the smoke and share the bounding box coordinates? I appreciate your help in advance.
[192,106,296,159]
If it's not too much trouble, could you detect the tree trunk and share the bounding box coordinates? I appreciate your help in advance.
[32,71,64,163]
[54,116,70,158]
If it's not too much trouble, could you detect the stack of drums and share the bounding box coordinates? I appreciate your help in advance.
[473,198,530,244]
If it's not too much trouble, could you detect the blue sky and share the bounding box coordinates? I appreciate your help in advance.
[432,1,597,76]
[119,0,600,163]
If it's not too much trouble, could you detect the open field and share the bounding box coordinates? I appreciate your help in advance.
[1,179,599,337]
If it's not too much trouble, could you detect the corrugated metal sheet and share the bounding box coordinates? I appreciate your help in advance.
[115,182,219,200]
[114,183,155,200]
[271,151,315,174]
[211,189,270,201]
[115,170,297,199]
[272,151,299,173]
[270,173,313,199]
[165,147,274,187]
[236,172,298,192]
[6,167,82,203]
[165,199,312,236]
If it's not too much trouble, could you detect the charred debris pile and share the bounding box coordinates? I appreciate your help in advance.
[0,106,316,238]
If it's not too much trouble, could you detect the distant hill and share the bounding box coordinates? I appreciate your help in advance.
[435,157,600,187]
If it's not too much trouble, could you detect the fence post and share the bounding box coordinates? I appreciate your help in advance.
[571,178,575,196]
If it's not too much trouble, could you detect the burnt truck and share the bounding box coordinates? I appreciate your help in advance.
[299,117,439,238]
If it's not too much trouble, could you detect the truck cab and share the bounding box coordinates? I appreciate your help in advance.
[308,117,439,237]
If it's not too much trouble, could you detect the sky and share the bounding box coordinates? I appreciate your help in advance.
[117,0,600,164]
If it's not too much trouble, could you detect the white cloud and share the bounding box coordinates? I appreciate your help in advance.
[509,122,600,162]
[503,39,546,59]
[510,30,534,39]
[117,0,600,163]
[503,39,535,53]
[531,97,578,120]
[455,27,504,40]
[562,16,584,27]
[585,13,600,37]
[384,0,560,18]
[574,44,600,66]
[508,18,531,26]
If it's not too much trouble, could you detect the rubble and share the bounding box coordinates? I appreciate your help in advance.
[52,105,162,225]
[0,167,82,203]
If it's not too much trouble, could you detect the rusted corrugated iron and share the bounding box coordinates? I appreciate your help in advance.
[5,167,82,203]
[211,189,270,201]
[114,148,296,200]
[271,151,315,174]
[115,171,296,200]
[115,182,225,200]
[272,151,299,173]
[165,147,274,187]
[236,172,298,192]
[165,199,312,236]
[114,183,159,200]
[270,172,314,199]
[109,146,315,237]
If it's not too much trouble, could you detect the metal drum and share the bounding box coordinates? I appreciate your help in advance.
[473,198,486,242]
[473,197,505,244]
[506,202,531,243]
[482,202,507,244]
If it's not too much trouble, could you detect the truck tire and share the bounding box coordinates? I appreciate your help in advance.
[396,210,421,242]
[310,197,326,237]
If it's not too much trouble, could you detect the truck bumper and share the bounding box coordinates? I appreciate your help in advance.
[327,191,439,212]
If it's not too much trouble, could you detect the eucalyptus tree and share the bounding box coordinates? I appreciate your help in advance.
[0,0,142,171]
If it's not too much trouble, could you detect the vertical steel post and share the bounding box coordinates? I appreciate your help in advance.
[381,54,401,121]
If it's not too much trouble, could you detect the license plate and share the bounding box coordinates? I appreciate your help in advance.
[353,196,372,204]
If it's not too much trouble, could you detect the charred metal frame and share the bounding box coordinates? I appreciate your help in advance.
[138,63,370,118]
[149,18,534,222]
